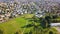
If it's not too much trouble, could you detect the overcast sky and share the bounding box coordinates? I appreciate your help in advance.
[0,0,60,2]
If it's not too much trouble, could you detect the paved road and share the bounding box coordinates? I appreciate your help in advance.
[50,23,60,27]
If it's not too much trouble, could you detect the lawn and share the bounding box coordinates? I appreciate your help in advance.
[0,14,34,34]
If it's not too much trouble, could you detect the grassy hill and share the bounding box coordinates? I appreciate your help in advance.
[0,14,58,34]
[0,14,34,34]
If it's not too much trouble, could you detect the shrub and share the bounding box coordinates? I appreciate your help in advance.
[49,31,53,34]
[15,32,19,34]
[0,30,3,34]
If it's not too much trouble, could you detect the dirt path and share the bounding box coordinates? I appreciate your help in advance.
[55,27,60,34]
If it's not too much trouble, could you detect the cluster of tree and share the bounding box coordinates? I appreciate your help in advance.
[21,15,57,34]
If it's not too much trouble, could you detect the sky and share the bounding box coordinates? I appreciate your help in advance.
[0,0,60,2]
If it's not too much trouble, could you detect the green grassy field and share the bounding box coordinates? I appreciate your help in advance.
[0,14,34,34]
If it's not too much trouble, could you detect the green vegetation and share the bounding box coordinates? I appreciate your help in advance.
[0,14,34,34]
[21,14,57,34]
[0,14,58,34]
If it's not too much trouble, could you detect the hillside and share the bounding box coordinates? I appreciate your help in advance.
[0,14,34,34]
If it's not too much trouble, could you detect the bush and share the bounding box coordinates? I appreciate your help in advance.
[0,30,3,34]
[49,31,53,34]
[15,32,19,34]
[52,15,58,19]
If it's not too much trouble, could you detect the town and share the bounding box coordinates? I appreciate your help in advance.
[0,0,60,23]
